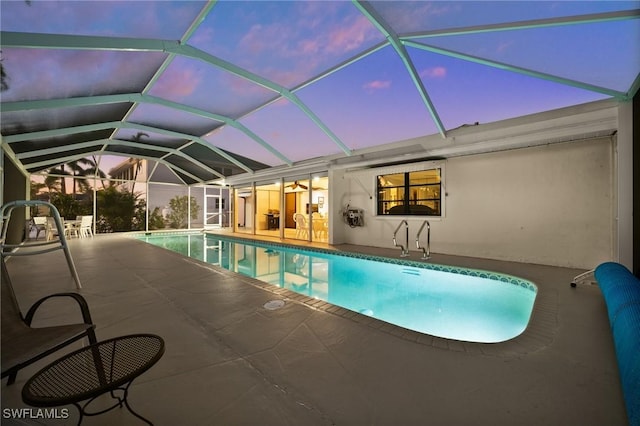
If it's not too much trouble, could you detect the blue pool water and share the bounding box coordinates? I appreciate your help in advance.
[135,232,537,343]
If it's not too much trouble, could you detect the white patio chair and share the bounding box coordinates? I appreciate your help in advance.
[293,213,309,239]
[79,215,93,238]
[80,215,93,238]
[31,217,47,240]
[45,217,59,241]
[64,219,79,239]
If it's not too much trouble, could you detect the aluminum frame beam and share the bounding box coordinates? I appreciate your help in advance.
[4,123,237,179]
[1,30,351,157]
[354,1,447,138]
[2,93,293,167]
[402,9,640,39]
[404,40,630,100]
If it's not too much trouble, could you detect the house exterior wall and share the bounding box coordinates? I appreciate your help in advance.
[2,153,29,245]
[331,137,613,269]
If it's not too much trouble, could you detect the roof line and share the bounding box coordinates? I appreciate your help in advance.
[404,40,628,99]
[354,1,447,138]
[402,9,640,39]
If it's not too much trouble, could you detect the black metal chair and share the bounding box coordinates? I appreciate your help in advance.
[1,257,97,385]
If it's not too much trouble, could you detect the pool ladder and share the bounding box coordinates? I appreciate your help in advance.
[393,220,431,260]
[416,220,430,260]
[392,220,410,257]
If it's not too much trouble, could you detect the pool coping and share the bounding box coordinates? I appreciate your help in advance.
[131,231,557,357]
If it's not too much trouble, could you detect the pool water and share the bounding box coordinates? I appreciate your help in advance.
[135,233,537,343]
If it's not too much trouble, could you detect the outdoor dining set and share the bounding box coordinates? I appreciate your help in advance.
[30,215,94,241]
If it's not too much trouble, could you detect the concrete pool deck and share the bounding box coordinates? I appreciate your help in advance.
[1,232,627,425]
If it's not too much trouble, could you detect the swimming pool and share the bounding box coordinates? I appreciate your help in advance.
[135,232,537,343]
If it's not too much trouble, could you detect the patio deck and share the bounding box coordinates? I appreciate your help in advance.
[1,233,627,425]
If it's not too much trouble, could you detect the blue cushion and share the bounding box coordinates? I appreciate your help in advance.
[594,262,640,425]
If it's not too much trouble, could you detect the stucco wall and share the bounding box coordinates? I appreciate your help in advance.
[330,137,613,269]
[2,154,29,245]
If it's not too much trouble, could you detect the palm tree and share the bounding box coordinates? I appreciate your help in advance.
[29,181,46,215]
[0,51,8,92]
[46,157,106,197]
[92,155,107,190]
[129,132,148,195]
[0,63,7,92]
[68,157,105,195]
[44,175,61,194]
[46,165,70,194]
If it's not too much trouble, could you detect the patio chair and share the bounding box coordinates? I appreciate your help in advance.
[30,217,47,240]
[64,218,80,239]
[45,216,59,241]
[79,215,93,238]
[293,213,309,239]
[0,257,97,385]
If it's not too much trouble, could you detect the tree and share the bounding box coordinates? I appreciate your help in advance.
[50,192,80,219]
[29,181,46,216]
[46,157,106,197]
[129,133,148,195]
[44,174,61,195]
[96,185,139,233]
[30,181,46,199]
[0,60,8,92]
[46,165,70,194]
[167,195,200,229]
[148,207,165,230]
[68,157,105,195]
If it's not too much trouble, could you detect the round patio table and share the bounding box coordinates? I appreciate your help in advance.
[22,334,165,425]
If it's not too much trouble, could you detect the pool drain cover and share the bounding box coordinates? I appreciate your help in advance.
[263,300,285,310]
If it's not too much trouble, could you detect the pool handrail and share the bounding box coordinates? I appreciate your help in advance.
[392,220,410,257]
[416,220,431,260]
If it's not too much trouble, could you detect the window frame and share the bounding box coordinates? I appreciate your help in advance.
[374,161,445,218]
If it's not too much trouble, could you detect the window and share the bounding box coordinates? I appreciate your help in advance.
[377,169,441,216]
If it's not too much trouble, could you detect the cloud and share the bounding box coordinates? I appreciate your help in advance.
[363,80,392,92]
[420,67,447,79]
[299,39,320,55]
[240,23,290,55]
[324,15,377,54]
[235,5,380,85]
[153,67,201,98]
[374,2,460,33]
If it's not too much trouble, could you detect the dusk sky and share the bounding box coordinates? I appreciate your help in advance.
[1,0,639,175]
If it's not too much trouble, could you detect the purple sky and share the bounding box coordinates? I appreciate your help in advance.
[1,1,638,173]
